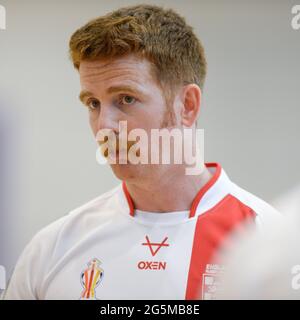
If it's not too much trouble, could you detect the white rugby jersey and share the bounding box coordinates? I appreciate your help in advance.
[4,163,280,300]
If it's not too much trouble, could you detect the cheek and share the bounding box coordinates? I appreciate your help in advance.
[140,102,166,128]
[89,117,98,136]
[132,112,159,131]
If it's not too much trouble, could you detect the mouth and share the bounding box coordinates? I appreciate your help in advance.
[106,149,122,163]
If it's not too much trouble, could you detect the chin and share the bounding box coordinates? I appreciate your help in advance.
[109,163,138,181]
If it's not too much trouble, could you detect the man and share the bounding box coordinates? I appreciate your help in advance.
[5,4,280,300]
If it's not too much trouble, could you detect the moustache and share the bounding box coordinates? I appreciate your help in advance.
[98,136,137,158]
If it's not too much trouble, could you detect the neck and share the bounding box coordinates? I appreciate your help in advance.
[125,166,213,213]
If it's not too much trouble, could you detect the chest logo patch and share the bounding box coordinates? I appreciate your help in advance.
[142,235,169,256]
[80,258,104,300]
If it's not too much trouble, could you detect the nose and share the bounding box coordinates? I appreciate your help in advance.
[93,105,120,148]
[95,104,119,133]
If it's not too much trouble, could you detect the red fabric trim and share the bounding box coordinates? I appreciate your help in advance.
[122,181,134,217]
[185,194,256,300]
[189,163,222,218]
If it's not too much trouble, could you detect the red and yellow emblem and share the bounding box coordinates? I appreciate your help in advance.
[80,258,104,300]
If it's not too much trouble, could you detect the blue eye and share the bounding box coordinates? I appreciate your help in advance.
[120,95,136,105]
[87,99,100,110]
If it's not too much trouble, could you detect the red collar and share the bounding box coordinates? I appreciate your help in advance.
[122,163,222,219]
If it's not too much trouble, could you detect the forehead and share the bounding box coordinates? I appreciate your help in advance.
[79,54,157,87]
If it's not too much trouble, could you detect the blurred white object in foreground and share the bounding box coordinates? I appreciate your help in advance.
[217,186,300,299]
[273,185,300,219]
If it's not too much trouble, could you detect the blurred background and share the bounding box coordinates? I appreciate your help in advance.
[0,0,299,281]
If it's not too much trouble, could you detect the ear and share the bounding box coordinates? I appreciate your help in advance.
[180,84,201,127]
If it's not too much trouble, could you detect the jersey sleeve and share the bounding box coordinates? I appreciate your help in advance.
[4,215,68,300]
[4,235,42,299]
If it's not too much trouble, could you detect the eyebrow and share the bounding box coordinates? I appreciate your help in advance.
[79,85,146,104]
[79,90,94,104]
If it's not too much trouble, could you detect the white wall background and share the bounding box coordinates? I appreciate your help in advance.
[0,0,299,279]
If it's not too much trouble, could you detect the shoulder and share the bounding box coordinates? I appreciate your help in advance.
[228,182,282,227]
[32,182,120,248]
[30,184,122,256]
[5,184,122,299]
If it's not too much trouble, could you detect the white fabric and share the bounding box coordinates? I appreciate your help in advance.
[4,166,280,300]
